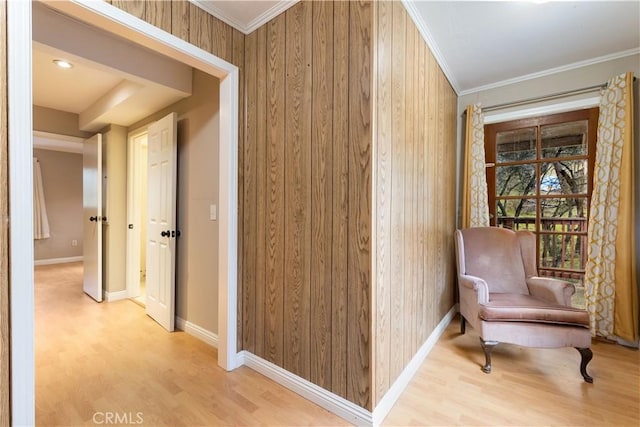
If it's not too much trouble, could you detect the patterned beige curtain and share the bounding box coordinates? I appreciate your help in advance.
[462,103,490,228]
[585,72,638,344]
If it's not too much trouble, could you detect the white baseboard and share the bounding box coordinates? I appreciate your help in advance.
[34,255,83,266]
[235,306,458,427]
[372,304,458,425]
[103,289,128,302]
[239,351,373,426]
[176,317,219,348]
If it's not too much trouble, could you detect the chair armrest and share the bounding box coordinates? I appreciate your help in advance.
[526,276,575,306]
[459,274,490,304]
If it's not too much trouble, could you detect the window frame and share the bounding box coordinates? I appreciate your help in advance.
[484,107,599,280]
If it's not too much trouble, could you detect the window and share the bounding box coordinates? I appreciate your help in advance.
[484,108,598,304]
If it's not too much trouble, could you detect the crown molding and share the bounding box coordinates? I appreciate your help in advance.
[189,0,298,35]
[460,48,640,96]
[402,0,461,95]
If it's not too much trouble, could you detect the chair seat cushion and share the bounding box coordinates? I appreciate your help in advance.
[479,293,590,327]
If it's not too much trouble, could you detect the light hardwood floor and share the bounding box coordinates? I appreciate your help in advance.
[384,316,640,426]
[35,263,347,426]
[36,263,639,426]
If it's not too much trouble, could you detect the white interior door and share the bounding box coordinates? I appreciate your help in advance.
[83,134,103,302]
[146,112,177,331]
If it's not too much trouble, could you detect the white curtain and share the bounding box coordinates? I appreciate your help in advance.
[462,103,490,228]
[33,157,51,240]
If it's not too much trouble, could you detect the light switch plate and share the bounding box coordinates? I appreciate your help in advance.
[210,204,217,221]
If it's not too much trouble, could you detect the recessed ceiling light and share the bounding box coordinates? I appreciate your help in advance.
[53,59,73,69]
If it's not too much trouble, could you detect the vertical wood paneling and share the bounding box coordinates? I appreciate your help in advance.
[389,0,405,382]
[347,0,372,410]
[144,0,171,33]
[436,70,446,317]
[416,37,427,348]
[375,0,392,400]
[0,1,9,423]
[111,0,145,20]
[171,1,190,42]
[373,0,458,405]
[254,26,267,357]
[310,0,333,390]
[212,16,233,63]
[330,0,350,399]
[427,50,439,330]
[403,19,415,366]
[265,14,286,366]
[188,3,212,53]
[283,1,312,379]
[233,28,245,350]
[242,30,258,352]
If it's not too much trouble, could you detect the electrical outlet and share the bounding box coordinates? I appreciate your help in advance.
[71,240,78,247]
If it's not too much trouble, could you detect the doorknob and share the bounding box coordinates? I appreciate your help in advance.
[89,216,98,222]
[161,230,171,237]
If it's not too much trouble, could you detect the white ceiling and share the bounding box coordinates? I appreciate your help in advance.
[197,0,640,95]
[33,3,193,133]
[411,1,640,94]
[33,0,640,129]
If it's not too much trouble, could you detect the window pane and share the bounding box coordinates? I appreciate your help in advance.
[541,120,588,158]
[496,164,536,196]
[496,127,536,162]
[541,198,587,232]
[539,160,588,195]
[496,198,536,231]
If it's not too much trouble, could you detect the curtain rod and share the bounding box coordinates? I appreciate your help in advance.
[480,76,637,113]
[481,83,606,112]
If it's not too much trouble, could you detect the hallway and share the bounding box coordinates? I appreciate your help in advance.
[34,262,346,426]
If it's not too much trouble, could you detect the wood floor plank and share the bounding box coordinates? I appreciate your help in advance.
[35,263,347,426]
[35,264,639,426]
[383,316,640,427]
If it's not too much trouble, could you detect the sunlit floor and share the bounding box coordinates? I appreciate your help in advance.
[131,278,146,307]
[35,262,346,426]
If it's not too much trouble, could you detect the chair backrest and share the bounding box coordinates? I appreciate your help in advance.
[455,227,531,295]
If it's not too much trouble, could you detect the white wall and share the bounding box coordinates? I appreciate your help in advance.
[33,148,83,261]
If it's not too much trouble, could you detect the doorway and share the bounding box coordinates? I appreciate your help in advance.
[8,1,239,423]
[126,129,149,306]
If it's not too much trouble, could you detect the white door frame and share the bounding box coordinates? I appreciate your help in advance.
[126,127,149,300]
[8,1,239,424]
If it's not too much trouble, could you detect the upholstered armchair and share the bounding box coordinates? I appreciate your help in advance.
[454,227,593,382]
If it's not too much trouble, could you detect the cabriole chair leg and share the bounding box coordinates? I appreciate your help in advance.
[480,338,498,374]
[576,347,594,383]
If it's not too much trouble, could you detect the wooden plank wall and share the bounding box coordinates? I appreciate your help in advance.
[242,1,373,409]
[0,1,9,424]
[373,0,457,405]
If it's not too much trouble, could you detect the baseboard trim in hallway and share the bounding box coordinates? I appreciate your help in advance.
[34,256,83,266]
[372,305,458,425]
[238,305,459,427]
[239,351,373,426]
[176,317,219,348]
